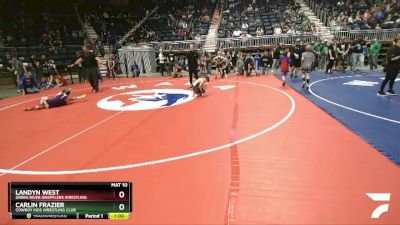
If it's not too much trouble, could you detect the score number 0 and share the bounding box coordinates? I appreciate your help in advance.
[119,191,126,211]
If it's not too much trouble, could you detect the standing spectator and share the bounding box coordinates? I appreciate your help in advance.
[157,49,167,76]
[106,56,117,79]
[369,39,381,70]
[272,44,282,72]
[96,39,105,57]
[225,51,233,73]
[107,33,114,50]
[186,43,200,86]
[40,55,50,80]
[204,52,212,76]
[326,40,337,74]
[199,53,208,76]
[313,40,322,70]
[336,38,350,72]
[213,51,227,79]
[352,35,367,72]
[236,54,245,76]
[2,54,13,76]
[47,60,59,87]
[244,53,255,77]
[279,49,291,86]
[262,50,273,75]
[378,38,400,96]
[290,40,303,78]
[28,55,40,80]
[320,40,329,71]
[9,56,25,88]
[301,45,316,89]
[231,51,238,68]
[167,49,176,76]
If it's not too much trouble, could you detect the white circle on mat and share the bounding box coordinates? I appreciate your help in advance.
[0,81,296,175]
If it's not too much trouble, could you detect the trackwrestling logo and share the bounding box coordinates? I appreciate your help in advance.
[97,89,195,111]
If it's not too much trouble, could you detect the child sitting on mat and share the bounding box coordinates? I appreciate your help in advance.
[193,75,209,97]
[24,89,86,111]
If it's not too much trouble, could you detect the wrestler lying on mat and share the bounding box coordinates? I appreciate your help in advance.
[193,75,209,97]
[24,89,86,111]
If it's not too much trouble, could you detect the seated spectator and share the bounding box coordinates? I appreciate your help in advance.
[255,18,263,27]
[274,25,282,35]
[38,77,49,90]
[247,4,254,12]
[55,75,68,87]
[240,32,252,42]
[130,62,140,77]
[195,33,202,41]
[19,71,39,95]
[241,22,249,32]
[232,28,242,37]
[172,58,183,78]
[256,27,264,36]
[287,26,296,35]
[203,15,210,23]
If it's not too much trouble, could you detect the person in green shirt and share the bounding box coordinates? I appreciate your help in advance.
[313,41,322,70]
[317,40,329,70]
[369,39,381,70]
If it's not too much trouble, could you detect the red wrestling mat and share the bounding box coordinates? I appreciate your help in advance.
[0,75,399,225]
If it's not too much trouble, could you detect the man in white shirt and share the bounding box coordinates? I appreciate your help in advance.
[274,26,282,35]
[256,28,262,36]
[241,22,249,31]
[233,28,242,37]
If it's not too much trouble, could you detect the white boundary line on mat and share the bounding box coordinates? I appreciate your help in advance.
[308,75,400,125]
[0,111,124,177]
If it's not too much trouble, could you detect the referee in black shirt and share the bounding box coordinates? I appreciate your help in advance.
[379,38,400,96]
[69,44,102,93]
[186,44,200,87]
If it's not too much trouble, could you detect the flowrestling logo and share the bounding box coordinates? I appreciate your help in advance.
[97,89,195,111]
[367,193,391,219]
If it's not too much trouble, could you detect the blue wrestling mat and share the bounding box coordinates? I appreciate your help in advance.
[281,71,400,165]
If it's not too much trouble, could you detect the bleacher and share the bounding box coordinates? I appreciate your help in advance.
[218,0,301,38]
[134,0,216,42]
[78,1,149,45]
[0,0,86,68]
[0,0,83,47]
[308,0,400,30]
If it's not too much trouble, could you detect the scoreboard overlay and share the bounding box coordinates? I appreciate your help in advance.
[8,182,132,220]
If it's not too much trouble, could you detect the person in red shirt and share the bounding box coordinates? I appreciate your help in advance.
[278,49,291,86]
[56,75,68,87]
